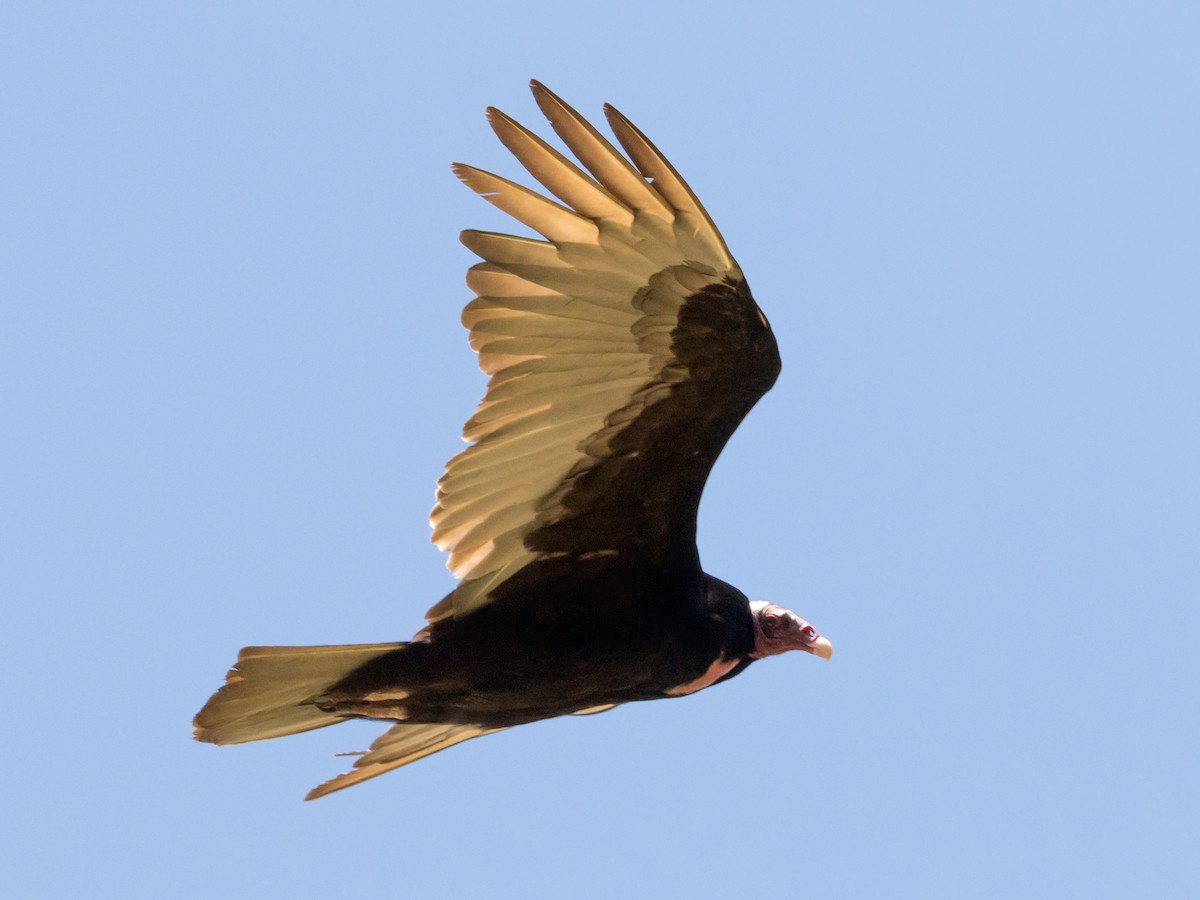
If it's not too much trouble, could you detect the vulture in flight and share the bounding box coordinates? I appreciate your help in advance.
[194,81,832,800]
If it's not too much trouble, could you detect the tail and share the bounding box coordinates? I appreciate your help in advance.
[193,643,402,745]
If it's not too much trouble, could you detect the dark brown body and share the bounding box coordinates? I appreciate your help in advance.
[325,565,757,728]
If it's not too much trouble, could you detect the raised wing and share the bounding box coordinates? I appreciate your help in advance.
[429,82,780,619]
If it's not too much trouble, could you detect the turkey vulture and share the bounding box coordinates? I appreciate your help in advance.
[194,81,832,800]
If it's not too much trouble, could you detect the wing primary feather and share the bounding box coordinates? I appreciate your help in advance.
[528,80,673,219]
[602,104,735,268]
[486,107,633,225]
[460,230,562,267]
[452,164,599,244]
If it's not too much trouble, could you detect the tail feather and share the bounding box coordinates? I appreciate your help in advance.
[194,643,402,745]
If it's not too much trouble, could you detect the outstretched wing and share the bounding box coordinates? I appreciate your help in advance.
[430,82,780,619]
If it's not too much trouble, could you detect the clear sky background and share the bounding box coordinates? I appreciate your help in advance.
[3,3,1197,898]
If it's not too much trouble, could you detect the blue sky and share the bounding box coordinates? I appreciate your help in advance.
[3,2,1197,897]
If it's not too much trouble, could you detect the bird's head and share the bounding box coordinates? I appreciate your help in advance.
[748,601,832,661]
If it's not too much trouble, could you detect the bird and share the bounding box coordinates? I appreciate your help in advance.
[194,80,832,800]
